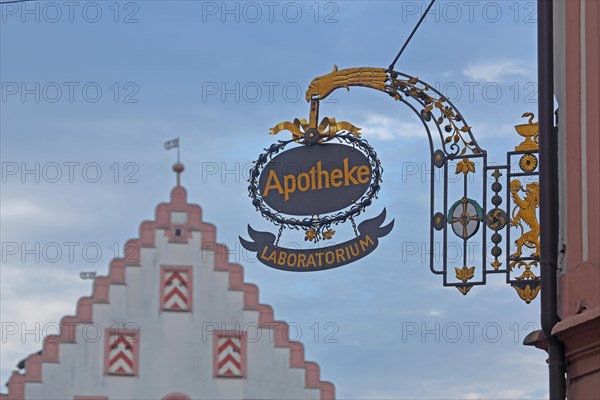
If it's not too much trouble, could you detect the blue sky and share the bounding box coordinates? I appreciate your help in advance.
[1,1,547,398]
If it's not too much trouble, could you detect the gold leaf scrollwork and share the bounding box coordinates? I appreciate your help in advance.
[304,229,318,242]
[303,67,482,155]
[269,118,310,140]
[512,284,541,304]
[387,75,480,156]
[455,265,475,296]
[322,229,336,240]
[512,260,540,280]
[304,228,335,243]
[455,265,475,282]
[318,117,362,139]
[270,117,361,142]
[455,159,476,175]
[305,66,389,101]
[457,286,472,295]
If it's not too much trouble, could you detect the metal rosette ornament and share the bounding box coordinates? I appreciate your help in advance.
[241,90,394,272]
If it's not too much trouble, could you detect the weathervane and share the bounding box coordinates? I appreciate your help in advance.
[164,137,183,186]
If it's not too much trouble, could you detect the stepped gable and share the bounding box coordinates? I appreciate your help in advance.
[3,177,335,400]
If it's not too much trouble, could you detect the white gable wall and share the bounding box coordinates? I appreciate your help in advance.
[21,219,323,400]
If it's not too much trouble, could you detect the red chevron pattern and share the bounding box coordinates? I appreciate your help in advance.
[161,267,192,311]
[106,332,137,375]
[216,334,244,377]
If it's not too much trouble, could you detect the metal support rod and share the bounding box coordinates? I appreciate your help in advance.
[537,1,566,399]
[388,0,436,71]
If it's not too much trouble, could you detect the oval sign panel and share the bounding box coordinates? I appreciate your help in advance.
[258,143,372,215]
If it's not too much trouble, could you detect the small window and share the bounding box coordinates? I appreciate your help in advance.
[166,225,188,242]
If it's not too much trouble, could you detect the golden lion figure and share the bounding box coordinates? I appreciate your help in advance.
[510,180,540,258]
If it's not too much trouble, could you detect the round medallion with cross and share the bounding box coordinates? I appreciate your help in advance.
[448,197,484,240]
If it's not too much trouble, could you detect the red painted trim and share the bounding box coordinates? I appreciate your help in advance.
[305,362,321,388]
[565,0,583,269]
[108,259,126,285]
[257,304,274,326]
[6,186,335,398]
[140,189,205,247]
[227,263,244,290]
[161,393,191,400]
[272,321,290,348]
[289,341,305,368]
[552,305,600,336]
[585,0,600,265]
[123,240,141,265]
[160,265,193,311]
[7,372,24,400]
[41,335,59,363]
[93,277,111,302]
[103,328,140,377]
[23,354,42,383]
[76,297,94,323]
[213,331,247,378]
[320,381,335,400]
[200,223,217,245]
[242,284,260,311]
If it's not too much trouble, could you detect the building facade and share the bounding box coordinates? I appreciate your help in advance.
[2,178,334,399]
[553,0,600,398]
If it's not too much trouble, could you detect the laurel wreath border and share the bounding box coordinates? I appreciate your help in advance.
[247,133,384,233]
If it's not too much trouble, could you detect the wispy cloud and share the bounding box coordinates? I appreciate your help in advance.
[0,200,45,218]
[462,388,545,400]
[463,61,531,82]
[0,198,95,235]
[358,113,424,141]
[0,265,82,377]
[463,121,521,140]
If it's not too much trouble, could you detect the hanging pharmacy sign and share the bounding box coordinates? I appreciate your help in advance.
[248,65,541,302]
[259,143,372,215]
[241,99,394,271]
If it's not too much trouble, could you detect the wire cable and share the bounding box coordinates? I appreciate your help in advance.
[388,0,436,72]
[0,0,36,5]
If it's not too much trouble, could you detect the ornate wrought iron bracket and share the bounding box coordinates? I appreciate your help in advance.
[290,66,541,303]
